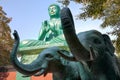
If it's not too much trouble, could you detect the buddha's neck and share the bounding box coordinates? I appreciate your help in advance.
[50,15,60,20]
[50,17,60,20]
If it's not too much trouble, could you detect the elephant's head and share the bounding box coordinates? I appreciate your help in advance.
[60,7,115,61]
[10,30,70,76]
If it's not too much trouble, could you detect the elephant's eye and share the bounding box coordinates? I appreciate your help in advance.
[45,54,53,58]
[93,38,101,44]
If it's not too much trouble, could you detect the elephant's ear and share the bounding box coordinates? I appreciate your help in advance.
[102,34,115,56]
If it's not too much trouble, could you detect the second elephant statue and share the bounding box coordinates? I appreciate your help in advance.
[10,30,93,80]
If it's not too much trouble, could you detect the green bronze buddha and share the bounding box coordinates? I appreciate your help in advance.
[38,4,63,41]
[18,4,67,64]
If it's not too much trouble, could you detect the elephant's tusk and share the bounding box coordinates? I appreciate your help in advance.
[57,51,77,61]
[89,45,96,61]
[43,70,48,77]
[34,68,45,76]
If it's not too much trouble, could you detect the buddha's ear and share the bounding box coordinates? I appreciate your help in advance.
[102,34,115,56]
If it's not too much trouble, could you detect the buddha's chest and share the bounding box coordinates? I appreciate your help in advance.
[49,20,61,27]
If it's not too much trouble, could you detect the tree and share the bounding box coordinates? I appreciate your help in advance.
[57,0,120,56]
[0,6,14,66]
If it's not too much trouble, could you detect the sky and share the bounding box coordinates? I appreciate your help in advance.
[0,0,113,41]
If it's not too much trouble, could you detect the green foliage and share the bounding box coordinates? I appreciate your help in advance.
[77,0,120,27]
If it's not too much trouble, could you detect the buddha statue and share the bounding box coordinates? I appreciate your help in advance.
[18,4,67,64]
[38,4,63,41]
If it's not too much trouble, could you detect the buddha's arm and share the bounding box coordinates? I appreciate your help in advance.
[38,30,46,41]
[38,21,49,40]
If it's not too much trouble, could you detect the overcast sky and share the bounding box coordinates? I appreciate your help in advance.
[0,0,113,41]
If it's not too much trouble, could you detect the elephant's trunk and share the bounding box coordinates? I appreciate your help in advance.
[60,7,90,61]
[10,30,43,76]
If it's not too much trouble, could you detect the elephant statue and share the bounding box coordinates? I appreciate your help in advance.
[59,7,120,80]
[10,30,94,80]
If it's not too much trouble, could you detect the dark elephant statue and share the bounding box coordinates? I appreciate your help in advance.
[10,30,93,80]
[59,7,120,80]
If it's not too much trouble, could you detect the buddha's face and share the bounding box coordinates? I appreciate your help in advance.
[48,5,60,17]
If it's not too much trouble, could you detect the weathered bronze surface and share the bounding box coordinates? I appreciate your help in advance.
[60,7,120,80]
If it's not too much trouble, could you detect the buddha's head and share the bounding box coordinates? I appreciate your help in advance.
[48,4,60,19]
